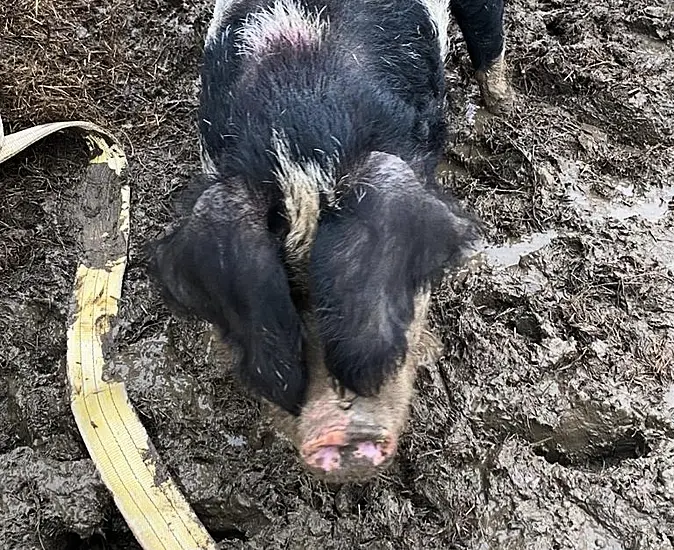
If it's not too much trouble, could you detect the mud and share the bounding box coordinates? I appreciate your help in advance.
[1,0,673,548]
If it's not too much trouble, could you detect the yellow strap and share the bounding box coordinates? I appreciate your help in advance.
[0,117,217,550]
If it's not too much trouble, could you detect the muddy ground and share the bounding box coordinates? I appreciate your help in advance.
[1,0,674,548]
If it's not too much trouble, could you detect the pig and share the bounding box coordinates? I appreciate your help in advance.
[148,0,509,481]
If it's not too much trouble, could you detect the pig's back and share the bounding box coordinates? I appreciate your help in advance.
[199,0,446,189]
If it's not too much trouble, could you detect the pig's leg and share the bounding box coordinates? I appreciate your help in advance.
[450,0,512,113]
[147,180,307,415]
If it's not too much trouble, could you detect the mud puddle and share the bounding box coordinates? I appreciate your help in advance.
[473,178,673,270]
[567,181,674,223]
[477,229,559,268]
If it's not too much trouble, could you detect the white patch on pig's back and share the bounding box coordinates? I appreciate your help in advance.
[236,0,328,59]
[417,0,450,61]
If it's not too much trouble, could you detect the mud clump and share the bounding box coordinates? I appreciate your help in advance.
[1,0,674,548]
[0,447,110,547]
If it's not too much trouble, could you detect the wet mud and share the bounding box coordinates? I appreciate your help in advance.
[1,0,673,548]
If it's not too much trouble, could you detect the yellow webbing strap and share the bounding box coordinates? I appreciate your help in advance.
[0,115,217,550]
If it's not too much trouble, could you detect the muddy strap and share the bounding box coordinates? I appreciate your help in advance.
[0,114,216,550]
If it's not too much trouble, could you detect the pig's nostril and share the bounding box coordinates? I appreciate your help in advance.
[352,440,390,467]
[307,446,343,473]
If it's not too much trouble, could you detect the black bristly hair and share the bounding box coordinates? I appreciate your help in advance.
[147,0,501,413]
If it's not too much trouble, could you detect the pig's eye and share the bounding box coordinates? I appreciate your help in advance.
[330,377,357,411]
[338,400,352,411]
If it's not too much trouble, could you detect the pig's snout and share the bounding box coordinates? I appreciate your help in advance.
[299,406,398,478]
[303,432,397,477]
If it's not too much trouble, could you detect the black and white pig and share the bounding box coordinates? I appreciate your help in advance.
[149,0,509,481]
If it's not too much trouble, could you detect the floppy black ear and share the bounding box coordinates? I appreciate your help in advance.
[147,181,306,415]
[309,152,477,396]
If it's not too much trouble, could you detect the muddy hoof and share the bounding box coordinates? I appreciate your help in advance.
[476,52,513,115]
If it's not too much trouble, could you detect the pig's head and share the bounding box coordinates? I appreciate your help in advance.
[270,290,444,483]
[148,151,477,482]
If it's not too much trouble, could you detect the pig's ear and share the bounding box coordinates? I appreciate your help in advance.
[309,152,477,396]
[147,181,306,415]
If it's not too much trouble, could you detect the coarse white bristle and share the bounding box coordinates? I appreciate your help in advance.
[237,0,328,59]
[418,0,451,61]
